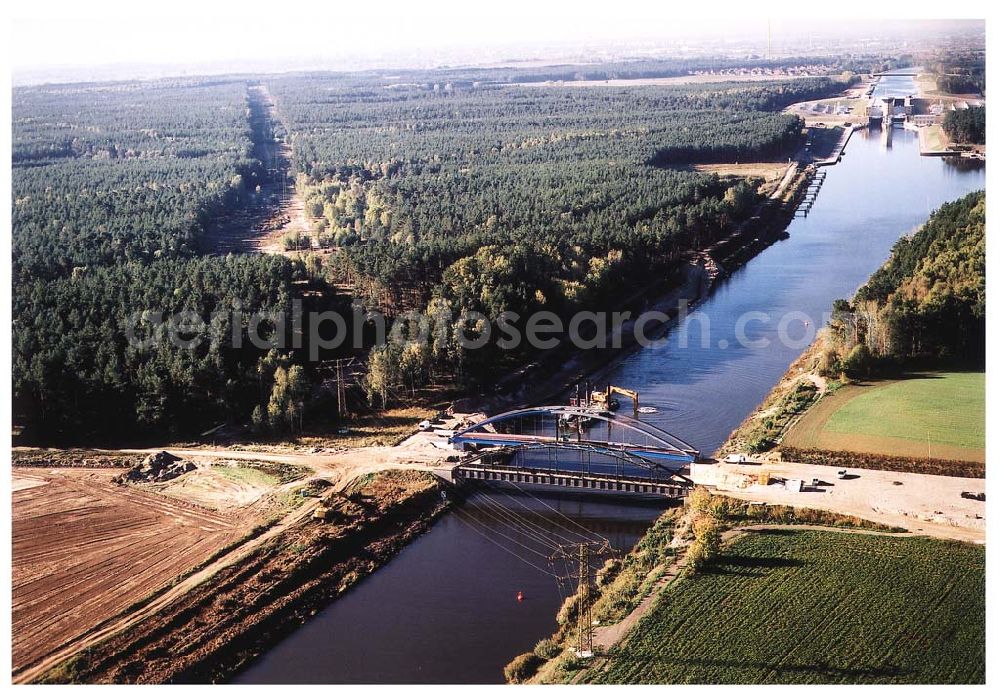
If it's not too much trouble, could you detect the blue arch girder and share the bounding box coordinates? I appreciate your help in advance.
[449,405,700,465]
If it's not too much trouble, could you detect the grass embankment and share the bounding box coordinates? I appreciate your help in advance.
[211,460,311,486]
[38,470,450,684]
[587,531,985,684]
[719,338,826,457]
[918,124,952,153]
[800,372,983,449]
[720,333,984,476]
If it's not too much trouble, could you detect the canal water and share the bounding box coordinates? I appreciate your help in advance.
[602,127,983,456]
[870,71,920,99]
[235,493,666,683]
[235,79,984,684]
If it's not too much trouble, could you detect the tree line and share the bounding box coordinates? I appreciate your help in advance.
[392,54,889,87]
[823,190,985,376]
[942,107,985,145]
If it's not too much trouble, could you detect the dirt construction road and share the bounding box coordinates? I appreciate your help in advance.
[691,460,985,543]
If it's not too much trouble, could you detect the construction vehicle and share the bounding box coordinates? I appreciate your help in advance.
[590,385,640,416]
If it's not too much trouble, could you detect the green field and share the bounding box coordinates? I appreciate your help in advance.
[211,464,279,488]
[590,531,985,684]
[784,372,985,462]
[825,373,984,448]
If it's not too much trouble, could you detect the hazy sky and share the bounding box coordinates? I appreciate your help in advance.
[10,1,984,80]
[8,5,774,69]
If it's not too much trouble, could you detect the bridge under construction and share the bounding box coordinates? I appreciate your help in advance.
[447,405,699,499]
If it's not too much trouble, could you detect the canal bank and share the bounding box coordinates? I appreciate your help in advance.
[234,82,984,684]
[596,127,983,458]
[31,471,453,684]
[467,158,813,415]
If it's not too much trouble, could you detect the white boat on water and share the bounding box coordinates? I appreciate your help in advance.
[637,406,658,414]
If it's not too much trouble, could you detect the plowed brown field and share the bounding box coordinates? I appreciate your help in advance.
[12,468,241,674]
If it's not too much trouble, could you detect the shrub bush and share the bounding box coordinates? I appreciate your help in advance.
[684,539,711,575]
[708,496,732,520]
[556,592,580,626]
[686,486,713,514]
[596,558,622,587]
[840,343,873,377]
[746,435,776,453]
[504,652,544,683]
[534,638,562,660]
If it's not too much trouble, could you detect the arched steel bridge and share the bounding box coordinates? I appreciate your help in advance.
[449,405,699,465]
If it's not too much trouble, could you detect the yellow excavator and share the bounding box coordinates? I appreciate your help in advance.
[589,385,639,415]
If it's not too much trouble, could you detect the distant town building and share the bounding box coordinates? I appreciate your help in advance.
[910,114,940,127]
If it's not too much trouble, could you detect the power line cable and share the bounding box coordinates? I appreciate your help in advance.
[466,491,582,548]
[499,479,609,544]
[475,486,596,546]
[451,507,558,578]
[465,505,567,553]
[453,505,556,559]
[462,499,564,553]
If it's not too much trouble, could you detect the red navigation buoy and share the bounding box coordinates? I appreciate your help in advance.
[516,591,524,602]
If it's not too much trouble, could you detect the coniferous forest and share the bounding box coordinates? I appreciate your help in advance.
[942,107,986,145]
[12,61,853,441]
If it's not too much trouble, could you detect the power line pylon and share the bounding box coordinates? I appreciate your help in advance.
[551,540,612,658]
[577,542,594,657]
[329,357,354,420]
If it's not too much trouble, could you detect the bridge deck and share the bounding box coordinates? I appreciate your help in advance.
[454,463,690,498]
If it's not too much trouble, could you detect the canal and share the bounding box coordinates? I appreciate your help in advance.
[602,126,983,455]
[235,82,984,684]
[235,493,666,683]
